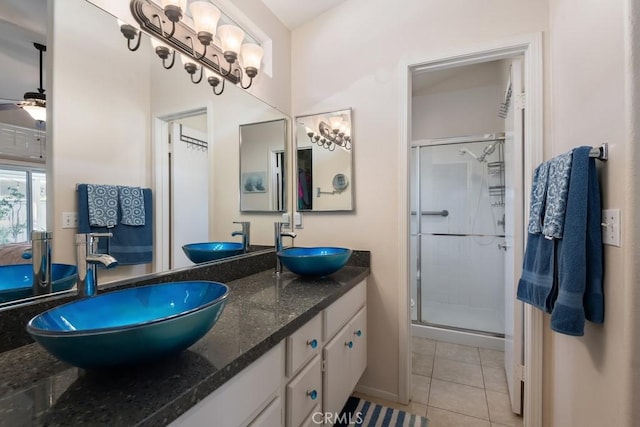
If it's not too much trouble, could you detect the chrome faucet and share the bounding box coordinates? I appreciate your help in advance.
[231,221,251,252]
[31,231,52,296]
[274,222,296,274]
[76,233,118,297]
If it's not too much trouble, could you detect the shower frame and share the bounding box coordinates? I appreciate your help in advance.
[411,132,506,337]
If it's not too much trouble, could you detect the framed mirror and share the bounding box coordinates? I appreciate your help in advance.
[239,119,287,212]
[295,108,354,211]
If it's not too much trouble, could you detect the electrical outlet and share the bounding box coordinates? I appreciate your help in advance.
[601,209,621,247]
[294,212,303,229]
[281,213,290,226]
[62,212,78,229]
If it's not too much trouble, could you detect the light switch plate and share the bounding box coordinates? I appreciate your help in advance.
[602,209,621,247]
[62,212,78,229]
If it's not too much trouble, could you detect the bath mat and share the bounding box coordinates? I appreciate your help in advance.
[336,396,429,427]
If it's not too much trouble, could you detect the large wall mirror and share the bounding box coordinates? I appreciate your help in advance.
[239,119,287,212]
[0,0,290,309]
[295,109,354,211]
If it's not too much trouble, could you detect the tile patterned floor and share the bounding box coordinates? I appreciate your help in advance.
[354,338,523,427]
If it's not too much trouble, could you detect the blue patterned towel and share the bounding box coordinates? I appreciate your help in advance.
[118,186,145,226]
[87,184,118,227]
[527,161,549,234]
[542,150,572,239]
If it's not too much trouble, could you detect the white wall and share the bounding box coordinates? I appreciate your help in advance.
[543,0,636,425]
[412,61,505,140]
[292,0,549,399]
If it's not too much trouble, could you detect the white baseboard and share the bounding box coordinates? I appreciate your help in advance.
[354,384,399,403]
[412,324,504,351]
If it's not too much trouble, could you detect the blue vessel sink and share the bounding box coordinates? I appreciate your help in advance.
[182,242,245,264]
[277,247,352,277]
[0,263,78,303]
[27,281,229,369]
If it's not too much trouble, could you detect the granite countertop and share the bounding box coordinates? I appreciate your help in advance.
[0,265,369,426]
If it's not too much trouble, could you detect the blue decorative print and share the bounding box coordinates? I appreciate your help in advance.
[118,186,146,226]
[87,184,118,227]
[527,161,550,234]
[542,150,573,239]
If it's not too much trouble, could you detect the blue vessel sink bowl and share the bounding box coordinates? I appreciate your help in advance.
[27,281,229,369]
[277,247,352,277]
[0,263,78,303]
[182,242,245,264]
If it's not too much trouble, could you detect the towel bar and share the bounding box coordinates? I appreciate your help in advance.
[589,143,608,161]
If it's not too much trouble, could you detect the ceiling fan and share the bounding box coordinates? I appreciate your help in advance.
[0,42,47,122]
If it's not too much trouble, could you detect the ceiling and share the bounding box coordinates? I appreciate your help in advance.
[260,0,348,30]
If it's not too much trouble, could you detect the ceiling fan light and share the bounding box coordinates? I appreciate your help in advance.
[23,105,46,122]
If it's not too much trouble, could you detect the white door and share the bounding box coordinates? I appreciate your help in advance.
[171,122,210,269]
[503,58,525,414]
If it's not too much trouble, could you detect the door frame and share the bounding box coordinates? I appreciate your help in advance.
[152,105,213,273]
[397,33,544,427]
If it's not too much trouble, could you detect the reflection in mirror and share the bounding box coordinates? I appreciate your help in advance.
[239,119,287,212]
[295,109,354,211]
[0,0,290,310]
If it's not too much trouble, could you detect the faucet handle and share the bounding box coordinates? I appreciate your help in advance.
[89,232,113,239]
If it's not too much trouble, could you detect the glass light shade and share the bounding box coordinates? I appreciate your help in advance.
[190,2,221,35]
[180,53,195,66]
[329,116,344,131]
[23,105,46,122]
[217,25,245,54]
[162,0,187,11]
[240,43,264,70]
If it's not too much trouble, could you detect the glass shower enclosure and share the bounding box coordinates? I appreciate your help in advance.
[410,134,506,336]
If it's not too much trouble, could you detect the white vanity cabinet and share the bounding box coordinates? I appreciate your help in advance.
[169,342,285,427]
[170,278,367,427]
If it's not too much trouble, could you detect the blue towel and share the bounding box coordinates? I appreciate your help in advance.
[527,161,550,234]
[87,184,118,227]
[551,147,604,335]
[516,232,556,313]
[118,186,145,226]
[542,151,572,239]
[78,184,153,265]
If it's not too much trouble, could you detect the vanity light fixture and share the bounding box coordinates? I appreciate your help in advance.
[306,116,352,152]
[120,0,264,95]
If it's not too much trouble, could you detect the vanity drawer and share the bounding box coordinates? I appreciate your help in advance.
[323,279,366,341]
[286,354,322,427]
[287,313,322,377]
[248,395,283,427]
[300,404,321,427]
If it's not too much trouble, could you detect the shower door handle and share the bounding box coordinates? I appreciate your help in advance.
[498,242,509,251]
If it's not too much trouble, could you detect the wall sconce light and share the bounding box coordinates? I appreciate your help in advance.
[306,116,352,151]
[121,0,264,96]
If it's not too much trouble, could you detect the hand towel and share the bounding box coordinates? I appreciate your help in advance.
[542,151,572,239]
[118,186,145,226]
[516,232,557,313]
[550,146,604,335]
[87,184,118,227]
[527,161,550,234]
[78,185,153,265]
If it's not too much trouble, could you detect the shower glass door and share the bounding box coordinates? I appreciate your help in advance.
[411,138,506,336]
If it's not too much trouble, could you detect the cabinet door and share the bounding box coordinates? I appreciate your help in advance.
[323,322,353,416]
[350,307,367,386]
[249,395,283,427]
